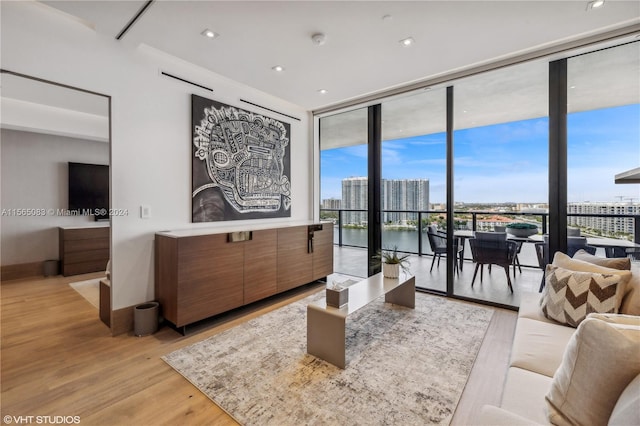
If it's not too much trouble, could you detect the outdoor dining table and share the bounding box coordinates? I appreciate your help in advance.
[585,236,640,258]
[453,230,540,271]
[453,230,640,260]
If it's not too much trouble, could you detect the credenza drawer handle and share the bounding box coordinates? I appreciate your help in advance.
[227,231,252,242]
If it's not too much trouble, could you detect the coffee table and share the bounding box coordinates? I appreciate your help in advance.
[306,272,415,368]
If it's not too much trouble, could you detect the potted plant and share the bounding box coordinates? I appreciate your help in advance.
[506,222,539,238]
[372,246,411,278]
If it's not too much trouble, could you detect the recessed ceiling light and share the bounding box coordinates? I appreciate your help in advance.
[201,29,219,39]
[318,89,328,94]
[272,65,284,72]
[586,0,605,10]
[382,14,393,22]
[399,37,415,47]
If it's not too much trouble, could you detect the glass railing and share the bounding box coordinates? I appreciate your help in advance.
[320,208,640,268]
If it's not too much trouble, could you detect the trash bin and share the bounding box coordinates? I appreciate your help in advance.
[43,260,59,277]
[134,301,159,336]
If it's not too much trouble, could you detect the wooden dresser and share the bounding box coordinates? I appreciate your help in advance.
[155,222,333,330]
[59,225,110,276]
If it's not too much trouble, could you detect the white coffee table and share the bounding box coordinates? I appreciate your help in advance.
[306,272,415,368]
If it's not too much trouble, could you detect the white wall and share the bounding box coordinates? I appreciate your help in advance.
[1,2,312,310]
[1,129,109,265]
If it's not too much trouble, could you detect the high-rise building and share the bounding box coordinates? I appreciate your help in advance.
[568,202,639,236]
[342,177,368,224]
[322,198,341,210]
[382,179,430,224]
[341,177,430,225]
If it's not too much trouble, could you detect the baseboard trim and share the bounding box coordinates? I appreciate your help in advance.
[111,305,135,336]
[1,261,53,281]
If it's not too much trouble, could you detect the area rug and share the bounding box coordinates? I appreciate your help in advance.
[162,291,494,425]
[69,278,101,309]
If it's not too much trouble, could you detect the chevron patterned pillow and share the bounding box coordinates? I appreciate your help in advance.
[540,265,628,327]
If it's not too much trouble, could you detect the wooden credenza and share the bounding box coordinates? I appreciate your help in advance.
[155,222,333,329]
[59,225,110,276]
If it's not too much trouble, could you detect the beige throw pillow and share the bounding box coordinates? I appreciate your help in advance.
[552,252,631,278]
[540,265,627,327]
[573,249,631,270]
[546,314,640,426]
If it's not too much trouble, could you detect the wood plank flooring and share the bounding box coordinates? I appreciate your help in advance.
[1,273,516,425]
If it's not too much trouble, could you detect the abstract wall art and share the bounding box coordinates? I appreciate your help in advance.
[191,95,291,222]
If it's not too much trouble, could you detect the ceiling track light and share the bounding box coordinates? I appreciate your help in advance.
[586,0,605,10]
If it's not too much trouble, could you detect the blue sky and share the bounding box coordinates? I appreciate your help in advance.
[321,104,640,204]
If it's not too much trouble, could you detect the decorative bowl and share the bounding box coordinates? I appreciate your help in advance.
[506,227,538,238]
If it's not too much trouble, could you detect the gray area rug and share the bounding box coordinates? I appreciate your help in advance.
[162,291,494,425]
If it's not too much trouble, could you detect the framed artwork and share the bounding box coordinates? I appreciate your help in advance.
[191,94,291,222]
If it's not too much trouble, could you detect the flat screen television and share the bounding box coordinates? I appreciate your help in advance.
[68,162,109,220]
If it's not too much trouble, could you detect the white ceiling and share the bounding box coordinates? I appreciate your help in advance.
[41,0,640,111]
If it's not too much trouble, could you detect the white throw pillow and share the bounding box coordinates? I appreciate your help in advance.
[545,314,640,426]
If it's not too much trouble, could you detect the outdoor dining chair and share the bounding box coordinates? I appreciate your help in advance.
[536,236,597,292]
[468,231,518,293]
[427,228,463,274]
[534,241,549,292]
[567,236,597,257]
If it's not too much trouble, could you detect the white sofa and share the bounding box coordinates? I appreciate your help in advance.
[478,253,640,425]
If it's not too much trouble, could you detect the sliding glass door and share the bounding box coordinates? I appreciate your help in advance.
[381,88,447,292]
[451,60,549,307]
[319,107,369,277]
[567,42,640,256]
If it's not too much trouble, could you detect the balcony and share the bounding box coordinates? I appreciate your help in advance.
[323,208,640,308]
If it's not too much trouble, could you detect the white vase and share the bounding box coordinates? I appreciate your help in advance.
[383,263,400,278]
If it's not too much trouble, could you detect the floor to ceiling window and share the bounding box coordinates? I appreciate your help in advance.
[451,60,549,308]
[381,88,447,292]
[567,41,640,257]
[317,37,637,310]
[319,107,369,278]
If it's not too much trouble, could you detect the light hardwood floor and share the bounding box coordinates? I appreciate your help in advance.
[1,273,516,425]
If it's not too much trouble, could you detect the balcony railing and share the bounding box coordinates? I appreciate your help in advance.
[320,208,640,268]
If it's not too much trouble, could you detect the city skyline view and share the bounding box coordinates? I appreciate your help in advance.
[321,104,640,205]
